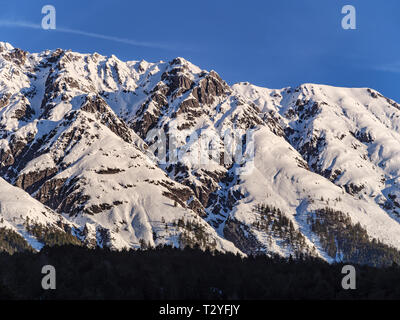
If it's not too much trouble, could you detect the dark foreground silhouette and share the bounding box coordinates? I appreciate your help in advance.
[0,245,399,300]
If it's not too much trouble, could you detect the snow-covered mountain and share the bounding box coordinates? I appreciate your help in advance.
[1,41,400,265]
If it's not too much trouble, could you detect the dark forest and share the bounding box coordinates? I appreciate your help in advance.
[0,245,400,300]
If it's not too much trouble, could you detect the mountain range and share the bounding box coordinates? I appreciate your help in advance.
[1,41,400,266]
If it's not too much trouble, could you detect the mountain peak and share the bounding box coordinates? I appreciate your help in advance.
[0,41,14,52]
[168,56,203,75]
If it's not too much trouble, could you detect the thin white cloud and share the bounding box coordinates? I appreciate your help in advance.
[0,20,177,50]
[373,61,400,74]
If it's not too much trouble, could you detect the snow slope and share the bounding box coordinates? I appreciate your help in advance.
[0,177,77,251]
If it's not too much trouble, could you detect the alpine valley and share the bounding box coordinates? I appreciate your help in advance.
[1,41,400,266]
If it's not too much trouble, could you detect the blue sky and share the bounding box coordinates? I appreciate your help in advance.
[0,0,399,101]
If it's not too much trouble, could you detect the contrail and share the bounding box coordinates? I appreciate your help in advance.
[0,20,178,51]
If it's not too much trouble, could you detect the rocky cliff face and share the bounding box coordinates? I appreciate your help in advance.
[1,42,400,265]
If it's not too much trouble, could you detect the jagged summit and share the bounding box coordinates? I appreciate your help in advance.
[1,42,400,266]
[0,42,14,52]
